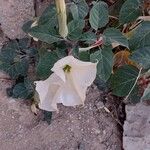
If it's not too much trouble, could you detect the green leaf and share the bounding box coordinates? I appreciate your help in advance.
[55,48,67,58]
[128,85,141,104]
[22,4,57,39]
[104,28,129,48]
[27,47,38,57]
[12,79,34,99]
[110,65,139,97]
[141,84,150,101]
[29,25,61,44]
[22,20,33,33]
[38,4,57,26]
[36,51,59,80]
[94,76,109,92]
[80,31,97,44]
[12,83,28,99]
[89,1,109,30]
[79,51,90,61]
[0,59,29,79]
[76,0,89,18]
[129,21,150,51]
[0,39,36,79]
[130,46,150,69]
[70,4,79,20]
[43,110,52,125]
[90,45,113,82]
[70,0,89,20]
[18,38,29,48]
[68,19,85,40]
[0,43,17,63]
[119,0,142,24]
[72,45,79,58]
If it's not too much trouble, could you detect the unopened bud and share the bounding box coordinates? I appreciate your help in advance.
[55,0,68,38]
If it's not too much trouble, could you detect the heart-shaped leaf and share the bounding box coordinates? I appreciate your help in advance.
[110,65,139,97]
[89,1,109,30]
[90,45,113,82]
[129,21,150,51]
[119,0,142,24]
[70,0,89,20]
[104,28,129,48]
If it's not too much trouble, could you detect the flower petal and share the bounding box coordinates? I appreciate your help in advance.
[51,56,74,82]
[58,73,83,106]
[36,56,97,111]
[35,73,63,111]
[71,63,97,102]
[51,56,97,81]
[69,56,96,67]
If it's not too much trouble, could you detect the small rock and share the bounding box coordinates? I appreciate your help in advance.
[123,103,150,150]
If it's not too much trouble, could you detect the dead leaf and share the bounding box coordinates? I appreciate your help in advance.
[31,103,38,115]
[114,50,136,69]
[144,0,150,15]
[30,91,40,115]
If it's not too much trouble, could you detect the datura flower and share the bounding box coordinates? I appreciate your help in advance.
[35,56,97,111]
[55,0,68,38]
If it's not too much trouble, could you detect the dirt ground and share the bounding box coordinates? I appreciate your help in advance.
[0,1,124,149]
[0,74,123,150]
[2,1,150,150]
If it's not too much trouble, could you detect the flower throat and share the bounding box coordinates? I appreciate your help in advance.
[63,64,71,73]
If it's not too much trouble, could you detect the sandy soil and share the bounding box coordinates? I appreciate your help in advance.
[0,1,123,149]
[0,76,122,150]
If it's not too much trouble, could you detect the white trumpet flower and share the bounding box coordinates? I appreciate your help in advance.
[35,56,97,111]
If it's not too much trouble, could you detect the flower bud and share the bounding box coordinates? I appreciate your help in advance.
[55,0,68,38]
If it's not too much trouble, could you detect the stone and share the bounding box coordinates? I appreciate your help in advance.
[123,103,150,150]
[0,0,35,39]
